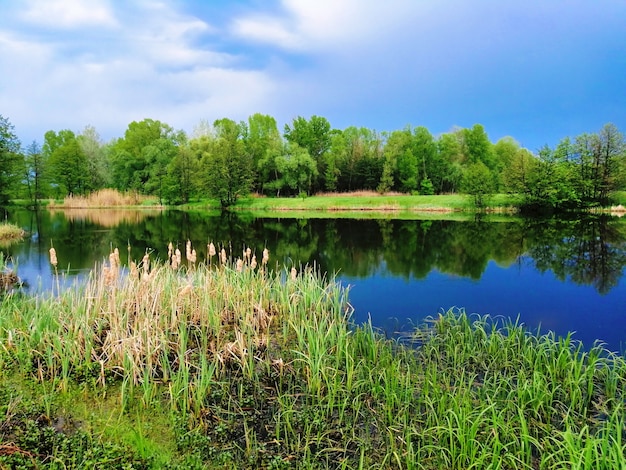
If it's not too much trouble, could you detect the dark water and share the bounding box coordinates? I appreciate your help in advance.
[3,209,626,352]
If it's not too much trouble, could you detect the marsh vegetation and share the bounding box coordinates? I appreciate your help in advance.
[0,245,625,468]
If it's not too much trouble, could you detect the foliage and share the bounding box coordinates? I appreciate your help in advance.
[0,114,22,206]
[274,142,318,195]
[462,161,495,208]
[198,118,253,207]
[43,129,88,197]
[1,110,626,211]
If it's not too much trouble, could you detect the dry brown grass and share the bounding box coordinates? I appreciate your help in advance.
[0,222,24,246]
[48,189,158,208]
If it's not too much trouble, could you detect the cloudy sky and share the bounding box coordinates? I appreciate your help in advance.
[1,0,625,151]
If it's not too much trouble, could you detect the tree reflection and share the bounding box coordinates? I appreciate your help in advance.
[4,209,626,295]
[525,217,626,294]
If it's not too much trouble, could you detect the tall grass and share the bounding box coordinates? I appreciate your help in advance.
[47,189,157,208]
[0,248,625,468]
[0,221,24,245]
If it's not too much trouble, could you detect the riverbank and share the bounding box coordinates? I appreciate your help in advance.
[0,250,624,468]
[185,192,524,213]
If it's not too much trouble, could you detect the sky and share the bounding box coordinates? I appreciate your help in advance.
[1,0,625,152]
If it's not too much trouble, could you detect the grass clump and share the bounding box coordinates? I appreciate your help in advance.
[0,247,624,468]
[0,221,24,245]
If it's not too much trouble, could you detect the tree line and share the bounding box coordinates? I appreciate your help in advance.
[1,113,624,210]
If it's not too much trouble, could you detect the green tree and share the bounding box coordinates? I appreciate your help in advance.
[462,161,495,208]
[523,145,577,210]
[44,129,88,196]
[463,124,495,170]
[502,147,536,194]
[0,114,22,205]
[244,113,282,192]
[284,115,332,192]
[199,118,253,207]
[109,119,178,194]
[384,128,416,193]
[165,141,198,204]
[78,125,109,191]
[274,142,318,196]
[412,126,438,194]
[23,140,47,204]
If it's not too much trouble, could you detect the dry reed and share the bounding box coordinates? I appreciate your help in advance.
[48,189,155,208]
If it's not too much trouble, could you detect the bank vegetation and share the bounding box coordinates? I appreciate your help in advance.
[0,245,624,468]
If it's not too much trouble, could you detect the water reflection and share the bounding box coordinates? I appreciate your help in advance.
[3,209,626,350]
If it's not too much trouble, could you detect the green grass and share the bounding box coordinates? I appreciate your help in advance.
[0,248,625,468]
[233,193,521,213]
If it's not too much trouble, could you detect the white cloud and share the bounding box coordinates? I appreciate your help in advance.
[231,0,420,53]
[20,0,118,28]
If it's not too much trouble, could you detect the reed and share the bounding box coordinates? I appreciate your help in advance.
[0,250,625,468]
[47,188,157,208]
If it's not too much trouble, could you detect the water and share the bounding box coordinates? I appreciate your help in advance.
[3,209,626,352]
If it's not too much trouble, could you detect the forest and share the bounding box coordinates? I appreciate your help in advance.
[0,113,624,210]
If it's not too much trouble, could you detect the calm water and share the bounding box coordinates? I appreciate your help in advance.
[3,209,626,352]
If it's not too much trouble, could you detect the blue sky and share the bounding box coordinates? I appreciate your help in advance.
[1,0,625,151]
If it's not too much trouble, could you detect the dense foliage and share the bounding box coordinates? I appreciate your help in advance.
[2,112,625,209]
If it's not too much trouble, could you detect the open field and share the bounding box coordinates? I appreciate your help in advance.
[0,246,625,468]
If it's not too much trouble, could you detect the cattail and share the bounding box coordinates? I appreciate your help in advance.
[179,284,193,299]
[208,242,216,257]
[168,242,173,261]
[262,248,269,265]
[189,249,197,264]
[175,248,182,267]
[250,255,257,270]
[49,247,58,267]
[130,261,138,279]
[236,258,243,272]
[244,247,251,261]
[113,247,120,267]
[186,240,192,260]
[220,248,227,265]
[291,267,297,281]
[142,253,150,274]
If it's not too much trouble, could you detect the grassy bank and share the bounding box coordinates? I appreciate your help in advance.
[181,192,522,214]
[0,248,625,468]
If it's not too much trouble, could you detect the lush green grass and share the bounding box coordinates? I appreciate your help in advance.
[178,192,522,214]
[0,249,625,468]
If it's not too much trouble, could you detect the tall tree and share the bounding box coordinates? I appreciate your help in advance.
[412,126,438,194]
[23,140,47,204]
[78,125,109,191]
[109,119,178,193]
[463,124,496,170]
[244,113,282,192]
[384,128,416,193]
[274,142,318,196]
[284,115,332,192]
[199,118,253,207]
[0,114,22,205]
[462,161,495,208]
[44,129,88,196]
